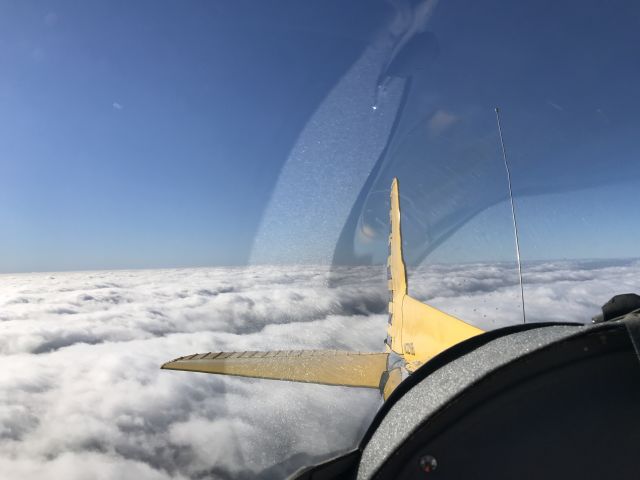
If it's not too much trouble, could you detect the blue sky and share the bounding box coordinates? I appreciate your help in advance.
[1,0,639,272]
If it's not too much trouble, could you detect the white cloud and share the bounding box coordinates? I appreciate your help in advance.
[0,261,638,478]
[546,100,564,111]
[112,102,124,110]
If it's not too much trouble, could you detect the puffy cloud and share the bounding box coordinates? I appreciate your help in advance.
[0,260,638,478]
[0,267,385,479]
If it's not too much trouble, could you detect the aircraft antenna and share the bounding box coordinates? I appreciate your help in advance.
[495,107,526,324]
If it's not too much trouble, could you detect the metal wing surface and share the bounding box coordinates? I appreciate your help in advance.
[162,350,389,389]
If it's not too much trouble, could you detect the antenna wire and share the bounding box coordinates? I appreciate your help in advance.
[495,107,526,324]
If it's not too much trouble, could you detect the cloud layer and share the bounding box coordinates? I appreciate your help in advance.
[0,260,638,478]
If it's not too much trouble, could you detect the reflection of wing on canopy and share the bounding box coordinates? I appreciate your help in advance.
[162,178,484,399]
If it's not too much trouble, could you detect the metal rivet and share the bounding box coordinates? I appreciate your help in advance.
[419,455,438,473]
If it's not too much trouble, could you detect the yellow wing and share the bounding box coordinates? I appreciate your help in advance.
[162,350,389,389]
[387,178,484,371]
[162,178,485,400]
